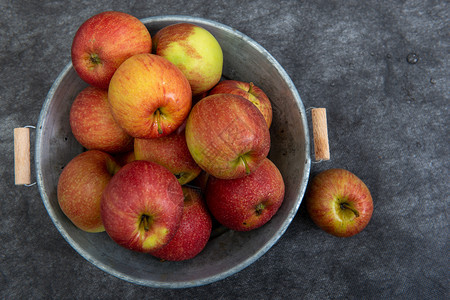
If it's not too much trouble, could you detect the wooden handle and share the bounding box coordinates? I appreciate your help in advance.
[14,127,31,185]
[311,108,330,161]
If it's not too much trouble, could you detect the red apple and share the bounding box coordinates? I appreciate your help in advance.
[305,168,373,237]
[209,80,272,127]
[153,23,223,95]
[69,86,133,153]
[57,150,120,232]
[205,158,285,231]
[101,160,184,252]
[71,11,152,89]
[134,130,201,185]
[108,53,192,138]
[185,94,270,179]
[150,186,212,261]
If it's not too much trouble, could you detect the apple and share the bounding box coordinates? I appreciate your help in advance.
[185,94,270,179]
[71,11,152,90]
[101,160,184,252]
[57,150,120,232]
[134,130,201,185]
[152,23,223,95]
[209,80,272,127]
[108,53,192,139]
[150,186,212,261]
[69,86,133,153]
[205,158,285,231]
[305,168,373,237]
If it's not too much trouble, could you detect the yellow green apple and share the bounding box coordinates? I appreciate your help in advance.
[153,23,223,95]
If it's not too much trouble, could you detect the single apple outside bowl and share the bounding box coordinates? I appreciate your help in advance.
[35,15,311,288]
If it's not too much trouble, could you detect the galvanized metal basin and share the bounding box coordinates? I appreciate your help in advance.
[35,16,311,288]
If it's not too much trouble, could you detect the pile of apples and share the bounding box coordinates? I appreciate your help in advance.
[57,11,286,261]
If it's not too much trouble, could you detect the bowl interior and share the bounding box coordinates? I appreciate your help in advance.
[36,16,310,288]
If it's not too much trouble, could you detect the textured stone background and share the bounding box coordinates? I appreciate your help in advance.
[1,0,448,298]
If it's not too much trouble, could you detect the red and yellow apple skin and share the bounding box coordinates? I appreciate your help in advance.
[153,23,223,95]
[150,186,212,261]
[134,130,201,185]
[57,150,120,233]
[185,94,270,180]
[69,86,133,153]
[101,160,184,253]
[209,80,273,128]
[305,168,373,237]
[206,158,285,231]
[108,53,192,139]
[71,11,152,90]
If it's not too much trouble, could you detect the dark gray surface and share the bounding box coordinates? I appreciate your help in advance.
[1,0,448,299]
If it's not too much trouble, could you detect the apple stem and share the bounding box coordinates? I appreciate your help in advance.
[240,155,251,175]
[140,214,151,231]
[248,82,254,94]
[155,109,163,134]
[89,53,101,65]
[340,203,360,217]
[255,203,265,216]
